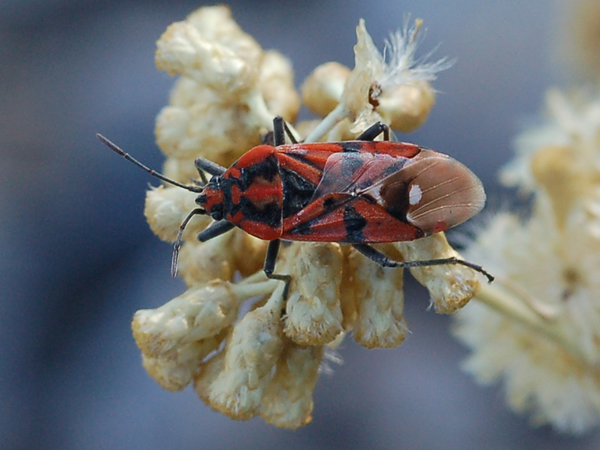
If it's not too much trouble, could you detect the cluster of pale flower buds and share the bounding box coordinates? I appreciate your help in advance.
[454,88,600,434]
[133,5,482,428]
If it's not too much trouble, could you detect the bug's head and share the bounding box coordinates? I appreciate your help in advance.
[196,177,225,221]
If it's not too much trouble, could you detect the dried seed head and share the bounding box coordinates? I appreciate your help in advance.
[141,330,227,391]
[144,186,210,243]
[133,5,473,429]
[199,286,286,420]
[154,6,299,167]
[229,230,268,277]
[347,245,408,348]
[176,234,236,285]
[194,346,226,404]
[563,0,600,79]
[378,80,436,132]
[395,234,481,314]
[132,281,244,356]
[283,243,345,345]
[161,156,202,184]
[301,62,351,117]
[155,22,258,96]
[185,5,262,66]
[500,88,600,194]
[259,50,301,123]
[155,98,266,165]
[531,145,590,230]
[342,18,450,133]
[453,86,600,433]
[260,342,324,429]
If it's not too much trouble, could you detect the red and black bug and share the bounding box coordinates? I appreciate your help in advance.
[98,117,493,296]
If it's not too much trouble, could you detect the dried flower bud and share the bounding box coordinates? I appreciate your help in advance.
[347,245,408,348]
[155,99,265,165]
[283,243,344,345]
[194,346,226,403]
[564,0,600,79]
[153,7,299,168]
[531,145,588,229]
[260,342,324,429]
[229,231,268,277]
[302,62,350,117]
[338,246,358,329]
[199,286,285,420]
[141,329,227,391]
[395,234,481,314]
[185,6,262,66]
[161,156,201,184]
[378,80,436,132]
[176,234,235,285]
[131,278,271,391]
[341,19,450,133]
[156,22,257,97]
[132,279,275,355]
[144,186,210,243]
[260,50,301,123]
[500,89,600,194]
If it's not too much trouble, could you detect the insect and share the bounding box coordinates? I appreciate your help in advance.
[98,117,493,296]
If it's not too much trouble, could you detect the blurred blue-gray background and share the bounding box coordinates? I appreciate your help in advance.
[3,0,598,449]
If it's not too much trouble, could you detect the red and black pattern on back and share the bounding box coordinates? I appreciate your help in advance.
[274,141,424,231]
[206,145,284,240]
[281,193,425,243]
[280,144,425,243]
[199,139,485,244]
[279,143,485,243]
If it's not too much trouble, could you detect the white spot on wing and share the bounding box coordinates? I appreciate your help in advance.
[409,184,422,205]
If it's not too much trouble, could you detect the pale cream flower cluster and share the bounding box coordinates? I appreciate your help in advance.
[454,88,600,434]
[133,5,481,428]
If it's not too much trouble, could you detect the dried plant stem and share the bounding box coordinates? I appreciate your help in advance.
[304,103,350,143]
[474,282,598,371]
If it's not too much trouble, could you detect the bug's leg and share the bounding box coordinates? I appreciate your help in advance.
[197,220,235,242]
[273,116,286,146]
[353,243,494,283]
[282,120,298,144]
[195,157,227,179]
[356,122,390,141]
[264,239,292,298]
[272,116,299,145]
[172,208,206,276]
[196,170,208,185]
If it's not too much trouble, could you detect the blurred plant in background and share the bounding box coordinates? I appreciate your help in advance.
[453,0,600,434]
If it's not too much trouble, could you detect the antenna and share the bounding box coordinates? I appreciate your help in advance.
[96,134,203,193]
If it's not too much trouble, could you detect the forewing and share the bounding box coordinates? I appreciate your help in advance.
[311,152,408,200]
[364,149,486,235]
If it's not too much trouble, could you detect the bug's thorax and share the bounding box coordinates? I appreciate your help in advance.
[196,146,286,240]
[196,177,225,221]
